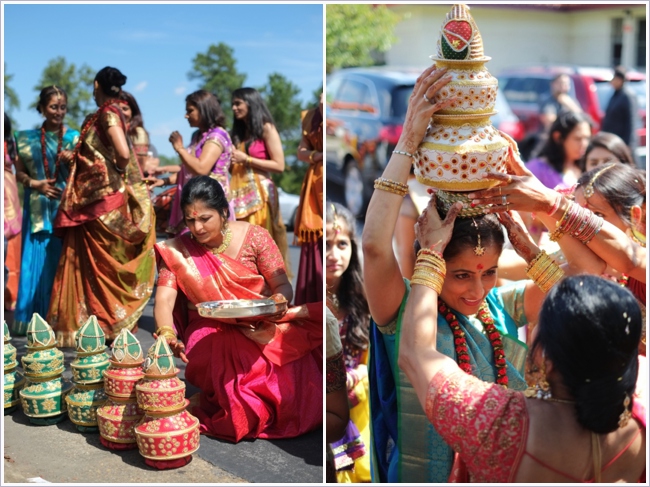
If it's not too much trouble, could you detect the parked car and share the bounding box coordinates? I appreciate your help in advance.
[278,187,300,232]
[326,66,524,217]
[499,65,646,159]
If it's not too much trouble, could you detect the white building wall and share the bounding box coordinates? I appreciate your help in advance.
[386,4,646,77]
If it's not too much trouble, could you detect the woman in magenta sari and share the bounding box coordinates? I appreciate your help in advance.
[153,176,322,443]
[164,90,235,235]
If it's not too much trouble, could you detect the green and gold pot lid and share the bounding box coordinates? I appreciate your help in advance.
[143,336,178,378]
[26,313,57,350]
[111,329,144,365]
[75,315,107,354]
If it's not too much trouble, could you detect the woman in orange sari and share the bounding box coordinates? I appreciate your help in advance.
[48,66,156,347]
[294,93,323,305]
[153,175,322,443]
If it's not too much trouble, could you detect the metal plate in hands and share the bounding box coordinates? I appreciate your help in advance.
[196,299,284,319]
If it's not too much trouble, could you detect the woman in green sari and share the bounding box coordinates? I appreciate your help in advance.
[362,65,601,482]
[12,86,79,335]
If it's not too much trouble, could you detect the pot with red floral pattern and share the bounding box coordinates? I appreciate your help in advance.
[415,3,510,192]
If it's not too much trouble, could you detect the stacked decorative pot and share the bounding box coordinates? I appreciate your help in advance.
[134,337,200,469]
[415,3,510,193]
[96,329,144,450]
[3,321,25,414]
[19,313,73,425]
[65,316,110,432]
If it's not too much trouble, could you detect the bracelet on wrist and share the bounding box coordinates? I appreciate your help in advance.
[373,177,409,197]
[114,163,126,174]
[392,149,415,159]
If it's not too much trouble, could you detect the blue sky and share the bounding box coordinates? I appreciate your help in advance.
[2,3,323,158]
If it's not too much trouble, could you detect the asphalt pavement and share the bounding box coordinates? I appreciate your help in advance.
[3,233,324,484]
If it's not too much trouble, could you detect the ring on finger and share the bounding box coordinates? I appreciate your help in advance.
[502,195,507,206]
[423,93,434,104]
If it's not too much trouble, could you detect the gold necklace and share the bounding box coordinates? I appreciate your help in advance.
[327,290,340,311]
[199,227,232,254]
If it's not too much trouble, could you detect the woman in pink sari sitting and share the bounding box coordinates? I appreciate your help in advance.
[153,175,322,443]
[398,195,646,482]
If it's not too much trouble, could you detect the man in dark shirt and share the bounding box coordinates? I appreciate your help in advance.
[601,66,638,151]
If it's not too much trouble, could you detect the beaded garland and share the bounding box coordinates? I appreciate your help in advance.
[438,299,508,387]
[40,123,64,181]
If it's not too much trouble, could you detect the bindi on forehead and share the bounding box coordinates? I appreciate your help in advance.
[476,263,484,270]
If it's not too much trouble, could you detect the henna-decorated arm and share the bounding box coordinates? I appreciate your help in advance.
[363,64,458,326]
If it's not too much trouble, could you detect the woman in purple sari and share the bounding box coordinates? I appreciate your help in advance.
[164,90,235,235]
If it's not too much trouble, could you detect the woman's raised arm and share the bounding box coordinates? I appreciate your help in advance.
[362,65,455,326]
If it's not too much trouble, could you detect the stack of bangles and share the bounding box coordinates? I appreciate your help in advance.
[549,201,604,244]
[525,250,565,293]
[411,248,446,294]
[373,177,408,197]
[155,326,177,341]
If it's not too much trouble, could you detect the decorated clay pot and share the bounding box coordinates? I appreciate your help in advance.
[97,396,144,448]
[72,353,110,385]
[104,364,145,398]
[415,113,509,191]
[66,383,108,432]
[4,370,25,413]
[136,377,186,413]
[19,376,74,425]
[134,403,201,462]
[414,3,510,192]
[21,348,66,380]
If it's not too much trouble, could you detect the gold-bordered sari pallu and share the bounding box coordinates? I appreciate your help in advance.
[48,104,155,347]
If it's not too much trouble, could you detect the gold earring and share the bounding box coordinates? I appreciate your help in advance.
[618,393,632,428]
[629,207,646,248]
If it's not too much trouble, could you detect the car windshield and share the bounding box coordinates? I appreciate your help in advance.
[391,85,414,119]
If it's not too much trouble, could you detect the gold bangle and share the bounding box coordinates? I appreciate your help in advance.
[155,326,176,337]
[373,177,409,197]
[246,155,253,167]
[309,150,315,163]
[526,251,565,293]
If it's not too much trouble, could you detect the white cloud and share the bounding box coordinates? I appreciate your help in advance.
[174,85,187,96]
[134,81,147,92]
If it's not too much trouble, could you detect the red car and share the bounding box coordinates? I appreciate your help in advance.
[499,65,646,159]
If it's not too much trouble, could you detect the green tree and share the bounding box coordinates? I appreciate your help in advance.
[259,72,302,142]
[187,43,247,123]
[326,4,400,73]
[4,64,20,113]
[31,57,95,131]
[258,72,306,195]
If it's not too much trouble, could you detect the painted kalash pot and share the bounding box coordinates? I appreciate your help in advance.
[66,315,110,432]
[4,321,25,414]
[19,313,73,425]
[134,337,200,470]
[96,328,144,450]
[415,3,510,203]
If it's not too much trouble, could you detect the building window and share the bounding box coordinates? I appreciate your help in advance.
[636,19,646,68]
[611,18,623,66]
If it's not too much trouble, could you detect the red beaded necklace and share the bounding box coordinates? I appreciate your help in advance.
[40,122,64,180]
[617,274,630,287]
[71,98,127,162]
[438,299,509,387]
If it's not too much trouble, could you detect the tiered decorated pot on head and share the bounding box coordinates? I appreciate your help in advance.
[65,315,110,432]
[96,328,144,450]
[134,337,200,470]
[19,313,72,425]
[4,321,25,414]
[415,3,510,202]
